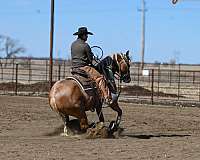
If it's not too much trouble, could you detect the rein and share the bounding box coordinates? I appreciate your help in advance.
[113,53,128,99]
[113,67,123,99]
[116,77,122,99]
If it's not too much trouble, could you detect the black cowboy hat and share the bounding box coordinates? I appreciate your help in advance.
[73,27,93,36]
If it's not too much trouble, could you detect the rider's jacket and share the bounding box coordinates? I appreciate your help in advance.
[71,38,94,68]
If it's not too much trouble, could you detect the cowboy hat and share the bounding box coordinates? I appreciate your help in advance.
[73,27,93,36]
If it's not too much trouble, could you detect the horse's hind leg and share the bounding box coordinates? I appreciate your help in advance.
[79,112,89,132]
[63,115,70,134]
[59,113,70,136]
[79,98,89,132]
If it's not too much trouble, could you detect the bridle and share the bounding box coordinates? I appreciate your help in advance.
[113,53,130,81]
[113,53,131,97]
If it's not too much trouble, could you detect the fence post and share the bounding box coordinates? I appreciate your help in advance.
[15,63,18,95]
[178,64,181,100]
[137,64,140,86]
[58,64,61,80]
[0,63,2,81]
[28,59,32,82]
[148,70,151,86]
[193,71,195,84]
[63,60,66,78]
[12,59,15,82]
[46,60,48,81]
[169,69,172,86]
[199,82,200,102]
[157,64,160,98]
[151,69,154,105]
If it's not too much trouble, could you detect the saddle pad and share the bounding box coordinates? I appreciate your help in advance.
[66,75,102,108]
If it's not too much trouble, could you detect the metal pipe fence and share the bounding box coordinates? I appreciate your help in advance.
[0,58,199,106]
[124,63,200,106]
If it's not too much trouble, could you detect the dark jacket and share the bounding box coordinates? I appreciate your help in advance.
[71,38,94,68]
[96,56,118,93]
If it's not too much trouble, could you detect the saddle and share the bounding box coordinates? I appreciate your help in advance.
[66,73,102,111]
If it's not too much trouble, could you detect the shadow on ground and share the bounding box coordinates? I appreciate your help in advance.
[121,133,191,139]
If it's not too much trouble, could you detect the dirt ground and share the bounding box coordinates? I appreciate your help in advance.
[1,96,200,160]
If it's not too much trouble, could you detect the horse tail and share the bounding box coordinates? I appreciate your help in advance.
[49,96,59,113]
[49,83,60,113]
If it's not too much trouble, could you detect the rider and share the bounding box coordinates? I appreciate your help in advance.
[70,27,112,104]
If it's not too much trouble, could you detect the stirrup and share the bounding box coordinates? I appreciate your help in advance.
[103,98,112,107]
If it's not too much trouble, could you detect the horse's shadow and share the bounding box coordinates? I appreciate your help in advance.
[120,132,191,139]
[44,120,191,139]
[44,125,64,136]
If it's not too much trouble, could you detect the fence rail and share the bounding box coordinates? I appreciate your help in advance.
[0,58,200,106]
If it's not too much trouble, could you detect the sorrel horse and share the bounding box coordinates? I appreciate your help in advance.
[49,51,131,135]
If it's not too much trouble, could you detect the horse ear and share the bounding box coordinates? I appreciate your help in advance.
[126,50,130,59]
[126,50,129,56]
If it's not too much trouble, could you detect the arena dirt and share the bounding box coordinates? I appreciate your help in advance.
[1,95,200,160]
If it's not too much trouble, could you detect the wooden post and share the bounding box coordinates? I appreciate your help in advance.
[169,69,172,86]
[137,64,140,86]
[157,65,160,98]
[151,69,154,105]
[49,0,54,89]
[0,63,3,81]
[28,59,32,82]
[15,63,18,95]
[58,64,61,80]
[178,64,181,100]
[198,73,200,102]
[12,59,15,82]
[193,71,195,84]
[63,60,66,78]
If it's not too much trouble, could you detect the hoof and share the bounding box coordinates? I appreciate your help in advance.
[60,132,69,137]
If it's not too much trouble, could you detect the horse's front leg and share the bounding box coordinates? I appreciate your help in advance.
[110,102,122,127]
[79,112,89,131]
[96,105,105,123]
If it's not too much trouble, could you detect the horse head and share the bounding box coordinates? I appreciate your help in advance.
[113,50,131,83]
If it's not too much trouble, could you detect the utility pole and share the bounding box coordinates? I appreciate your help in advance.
[138,0,147,70]
[49,0,54,89]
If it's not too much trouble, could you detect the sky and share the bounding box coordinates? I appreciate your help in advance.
[0,0,200,64]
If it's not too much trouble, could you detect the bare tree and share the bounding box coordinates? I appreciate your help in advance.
[0,35,26,58]
[0,35,4,56]
[0,35,26,67]
[5,36,26,58]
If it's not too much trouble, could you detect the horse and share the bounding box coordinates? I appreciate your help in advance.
[48,51,131,136]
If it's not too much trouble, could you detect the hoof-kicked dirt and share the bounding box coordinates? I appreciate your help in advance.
[1,95,200,160]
